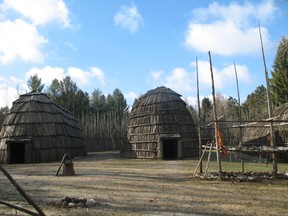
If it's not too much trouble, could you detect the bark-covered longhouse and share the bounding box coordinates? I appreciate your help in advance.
[0,92,86,164]
[121,86,199,159]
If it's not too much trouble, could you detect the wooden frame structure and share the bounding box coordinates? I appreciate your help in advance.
[193,117,288,179]
[194,44,288,179]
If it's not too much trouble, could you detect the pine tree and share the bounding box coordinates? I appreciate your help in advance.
[201,97,213,124]
[270,37,288,106]
[47,76,89,117]
[27,74,45,92]
[242,85,267,120]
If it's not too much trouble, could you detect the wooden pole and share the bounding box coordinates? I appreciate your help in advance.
[0,165,46,216]
[208,51,222,180]
[55,153,67,176]
[258,21,277,175]
[196,57,203,173]
[0,199,39,216]
[193,144,208,176]
[204,144,213,179]
[233,63,244,172]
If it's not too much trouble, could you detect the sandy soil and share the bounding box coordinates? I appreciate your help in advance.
[1,152,288,216]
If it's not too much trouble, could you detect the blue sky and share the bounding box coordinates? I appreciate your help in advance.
[0,0,287,108]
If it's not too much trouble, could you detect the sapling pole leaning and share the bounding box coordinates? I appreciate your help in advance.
[208,51,223,180]
[233,63,244,173]
[258,21,277,176]
[0,165,46,216]
[196,57,203,173]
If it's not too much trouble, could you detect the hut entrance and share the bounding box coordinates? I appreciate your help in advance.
[162,139,178,160]
[7,139,31,164]
[8,142,25,164]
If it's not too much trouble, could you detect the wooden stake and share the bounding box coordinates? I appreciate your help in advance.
[258,21,277,175]
[56,153,67,176]
[208,51,222,180]
[193,144,208,177]
[196,57,203,173]
[0,165,46,216]
[233,63,244,172]
[0,199,38,216]
[204,144,213,179]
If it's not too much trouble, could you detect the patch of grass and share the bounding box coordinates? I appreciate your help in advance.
[1,152,288,216]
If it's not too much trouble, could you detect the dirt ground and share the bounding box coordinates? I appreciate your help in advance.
[1,152,288,216]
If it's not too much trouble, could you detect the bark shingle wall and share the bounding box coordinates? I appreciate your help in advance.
[121,86,198,159]
[0,92,86,164]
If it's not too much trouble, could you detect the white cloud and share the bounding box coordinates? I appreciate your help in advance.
[25,65,105,88]
[125,91,138,100]
[0,84,18,108]
[185,1,276,55]
[67,67,89,85]
[184,96,198,108]
[0,0,71,65]
[2,0,71,27]
[0,76,27,108]
[164,68,194,93]
[192,1,275,26]
[125,91,138,107]
[151,70,164,81]
[90,67,105,86]
[68,67,105,86]
[25,66,65,85]
[191,60,251,90]
[150,68,194,94]
[114,4,143,33]
[2,65,105,107]
[0,19,47,64]
[150,61,251,100]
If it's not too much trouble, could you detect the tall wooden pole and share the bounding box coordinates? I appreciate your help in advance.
[208,51,222,180]
[233,63,244,172]
[0,165,46,216]
[258,21,277,175]
[196,57,203,173]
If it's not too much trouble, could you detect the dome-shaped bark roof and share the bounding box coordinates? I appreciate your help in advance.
[0,92,86,163]
[122,86,198,159]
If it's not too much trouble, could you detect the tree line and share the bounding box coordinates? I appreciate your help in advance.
[0,36,287,151]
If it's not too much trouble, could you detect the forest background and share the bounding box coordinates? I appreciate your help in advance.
[0,37,287,152]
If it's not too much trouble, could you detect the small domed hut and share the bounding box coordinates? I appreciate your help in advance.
[0,92,86,164]
[121,86,198,159]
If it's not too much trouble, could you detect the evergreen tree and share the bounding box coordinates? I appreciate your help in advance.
[106,88,128,117]
[47,79,61,102]
[47,76,89,117]
[27,74,45,92]
[201,97,213,124]
[226,96,240,120]
[90,88,107,115]
[270,37,288,106]
[242,85,267,120]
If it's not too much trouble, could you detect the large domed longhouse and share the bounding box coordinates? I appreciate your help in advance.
[0,92,86,164]
[121,86,198,159]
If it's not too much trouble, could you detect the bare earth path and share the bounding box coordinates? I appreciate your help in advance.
[1,152,288,216]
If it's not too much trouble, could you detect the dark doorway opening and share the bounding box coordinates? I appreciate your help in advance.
[8,142,25,164]
[163,139,178,160]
